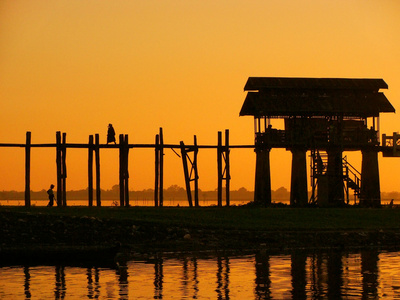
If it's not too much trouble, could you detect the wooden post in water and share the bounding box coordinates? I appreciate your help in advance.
[154,134,159,207]
[119,134,125,207]
[217,131,222,207]
[88,135,94,206]
[254,146,272,206]
[118,134,130,207]
[159,127,164,207]
[124,134,130,207]
[360,149,381,207]
[290,148,308,207]
[62,132,67,206]
[225,129,230,207]
[25,131,31,207]
[180,141,193,207]
[56,131,62,206]
[95,134,101,206]
[193,135,199,207]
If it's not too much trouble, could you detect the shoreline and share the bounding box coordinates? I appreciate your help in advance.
[1,206,400,265]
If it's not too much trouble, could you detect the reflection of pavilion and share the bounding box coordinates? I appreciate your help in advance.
[240,77,397,206]
[15,252,386,298]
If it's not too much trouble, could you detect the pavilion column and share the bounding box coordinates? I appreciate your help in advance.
[360,150,380,207]
[254,147,271,206]
[290,148,308,206]
[326,148,344,205]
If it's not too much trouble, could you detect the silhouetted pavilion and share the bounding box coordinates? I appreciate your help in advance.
[240,77,395,206]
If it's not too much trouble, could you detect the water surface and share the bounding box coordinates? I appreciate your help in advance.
[1,250,400,299]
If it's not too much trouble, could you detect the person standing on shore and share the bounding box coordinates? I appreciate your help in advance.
[107,124,116,144]
[47,184,55,207]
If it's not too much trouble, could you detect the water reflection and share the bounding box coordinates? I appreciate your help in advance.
[255,253,271,299]
[86,267,100,299]
[327,251,343,299]
[3,250,400,299]
[361,250,379,299]
[216,256,229,299]
[182,256,199,299]
[23,266,31,299]
[154,258,163,299]
[291,252,306,299]
[310,253,326,298]
[117,265,129,299]
[55,265,66,299]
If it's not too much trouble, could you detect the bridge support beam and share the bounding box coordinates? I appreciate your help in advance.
[360,150,381,207]
[318,149,344,206]
[327,149,344,205]
[254,147,271,206]
[290,148,308,206]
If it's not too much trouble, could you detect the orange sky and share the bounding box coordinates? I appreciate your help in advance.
[1,0,400,193]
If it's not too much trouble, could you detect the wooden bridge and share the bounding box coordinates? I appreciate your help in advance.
[0,128,256,208]
[0,126,399,207]
[2,78,400,208]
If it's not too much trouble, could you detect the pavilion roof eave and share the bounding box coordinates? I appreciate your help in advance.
[239,91,395,118]
[244,77,388,91]
[240,113,382,119]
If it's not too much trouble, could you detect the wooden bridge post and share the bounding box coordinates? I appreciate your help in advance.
[254,146,271,206]
[95,134,101,206]
[180,141,193,207]
[154,134,159,207]
[159,128,164,207]
[88,135,94,206]
[217,131,223,207]
[360,150,381,207]
[217,130,230,207]
[326,149,344,205]
[193,135,199,207]
[119,134,125,207]
[62,132,67,206]
[56,131,62,207]
[290,148,308,206]
[24,131,31,207]
[124,134,130,207]
[225,129,230,207]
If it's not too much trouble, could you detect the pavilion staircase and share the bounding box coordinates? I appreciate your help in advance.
[342,156,361,203]
[310,150,361,204]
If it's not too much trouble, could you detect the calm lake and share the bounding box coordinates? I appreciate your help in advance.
[1,250,400,299]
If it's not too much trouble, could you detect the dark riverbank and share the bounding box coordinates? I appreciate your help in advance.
[1,206,400,264]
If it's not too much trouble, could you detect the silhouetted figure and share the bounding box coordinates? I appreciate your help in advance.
[107,124,116,144]
[47,184,55,207]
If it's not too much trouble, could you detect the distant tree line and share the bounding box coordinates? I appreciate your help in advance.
[1,186,398,202]
[0,185,289,202]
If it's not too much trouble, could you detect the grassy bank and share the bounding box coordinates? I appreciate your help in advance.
[2,206,400,261]
[2,205,400,231]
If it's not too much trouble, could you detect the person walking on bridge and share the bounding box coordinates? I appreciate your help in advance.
[47,184,55,207]
[107,124,116,144]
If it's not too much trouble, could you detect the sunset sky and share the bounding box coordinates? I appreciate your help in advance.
[1,0,399,194]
